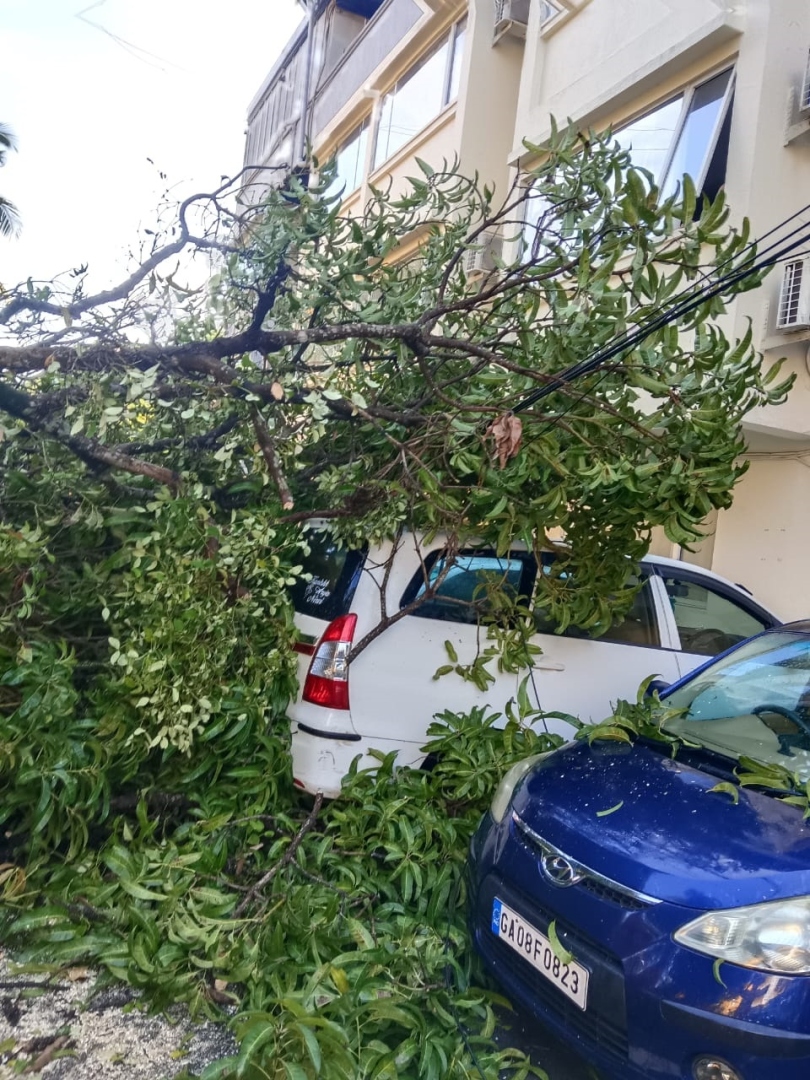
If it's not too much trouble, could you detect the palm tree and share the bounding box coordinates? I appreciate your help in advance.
[0,123,21,238]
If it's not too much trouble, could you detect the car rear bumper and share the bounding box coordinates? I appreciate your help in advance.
[290,725,426,797]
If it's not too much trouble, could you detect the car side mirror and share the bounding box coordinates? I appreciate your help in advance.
[645,678,671,698]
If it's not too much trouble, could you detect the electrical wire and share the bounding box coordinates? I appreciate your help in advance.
[512,204,810,415]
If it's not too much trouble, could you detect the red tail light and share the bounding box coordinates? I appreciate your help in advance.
[302,614,357,710]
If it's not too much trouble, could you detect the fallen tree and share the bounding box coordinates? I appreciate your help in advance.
[0,123,793,1078]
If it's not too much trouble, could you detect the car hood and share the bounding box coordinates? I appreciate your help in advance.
[511,740,810,909]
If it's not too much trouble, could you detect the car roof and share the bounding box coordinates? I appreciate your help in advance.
[766,619,810,635]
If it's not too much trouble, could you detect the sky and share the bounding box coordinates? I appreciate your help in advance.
[0,0,304,289]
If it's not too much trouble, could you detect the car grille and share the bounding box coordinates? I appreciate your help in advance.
[512,813,656,913]
[578,875,648,912]
[477,876,629,1065]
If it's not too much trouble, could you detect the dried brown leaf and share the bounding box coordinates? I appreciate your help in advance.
[487,412,522,469]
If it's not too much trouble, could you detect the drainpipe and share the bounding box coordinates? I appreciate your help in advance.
[296,0,318,167]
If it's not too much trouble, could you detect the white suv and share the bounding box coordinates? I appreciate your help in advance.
[288,532,780,797]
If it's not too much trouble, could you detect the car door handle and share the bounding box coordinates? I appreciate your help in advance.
[534,660,566,671]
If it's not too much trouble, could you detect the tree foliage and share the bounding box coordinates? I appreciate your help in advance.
[0,122,21,239]
[0,124,791,635]
[0,122,795,1076]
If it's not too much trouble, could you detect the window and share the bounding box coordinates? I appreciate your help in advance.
[521,180,580,261]
[322,121,369,200]
[615,68,734,201]
[539,0,563,26]
[401,549,536,625]
[660,573,768,657]
[373,19,467,170]
[289,532,367,622]
[533,564,660,648]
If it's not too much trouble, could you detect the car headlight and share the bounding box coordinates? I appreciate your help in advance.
[675,897,810,974]
[490,754,550,823]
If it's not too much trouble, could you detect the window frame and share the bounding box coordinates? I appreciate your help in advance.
[322,119,370,200]
[616,66,736,198]
[372,17,467,173]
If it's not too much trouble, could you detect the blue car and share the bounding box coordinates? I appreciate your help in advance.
[469,622,810,1080]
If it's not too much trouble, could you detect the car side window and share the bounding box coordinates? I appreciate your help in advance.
[660,574,768,656]
[401,550,536,625]
[533,562,661,648]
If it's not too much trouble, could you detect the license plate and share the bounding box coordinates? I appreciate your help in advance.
[491,897,589,1010]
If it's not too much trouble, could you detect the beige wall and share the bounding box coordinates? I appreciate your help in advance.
[456,0,525,199]
[512,0,742,156]
[712,457,810,620]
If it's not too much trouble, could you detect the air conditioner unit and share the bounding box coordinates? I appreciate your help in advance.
[785,47,810,144]
[801,47,810,114]
[464,233,502,279]
[494,0,531,40]
[776,257,810,331]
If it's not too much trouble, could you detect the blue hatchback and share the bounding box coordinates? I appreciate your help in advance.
[468,622,810,1080]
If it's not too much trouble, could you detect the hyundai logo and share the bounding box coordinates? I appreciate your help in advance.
[541,853,585,888]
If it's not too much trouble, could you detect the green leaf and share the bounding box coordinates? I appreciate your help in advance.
[596,801,624,817]
[547,920,573,966]
[298,1024,322,1074]
[707,782,739,805]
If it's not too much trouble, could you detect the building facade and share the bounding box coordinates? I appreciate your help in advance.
[243,0,810,619]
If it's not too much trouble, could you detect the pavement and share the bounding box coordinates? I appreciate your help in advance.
[0,951,596,1080]
[0,954,237,1079]
[497,1005,597,1079]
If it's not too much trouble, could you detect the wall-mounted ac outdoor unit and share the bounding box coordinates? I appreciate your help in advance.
[776,257,810,331]
[494,0,531,41]
[800,48,810,113]
[464,233,502,279]
[784,47,810,144]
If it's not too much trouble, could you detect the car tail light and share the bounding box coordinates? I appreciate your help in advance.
[302,614,357,710]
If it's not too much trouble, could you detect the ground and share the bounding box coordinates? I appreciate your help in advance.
[0,952,594,1079]
[0,953,236,1079]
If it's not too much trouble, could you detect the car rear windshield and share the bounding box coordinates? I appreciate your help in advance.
[289,531,366,622]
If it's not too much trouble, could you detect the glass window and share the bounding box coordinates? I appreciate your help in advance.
[660,70,732,199]
[521,181,579,261]
[615,68,733,198]
[534,566,660,648]
[401,550,536,625]
[373,20,466,171]
[661,574,768,657]
[289,532,367,622]
[615,97,684,187]
[539,0,562,25]
[323,122,369,200]
[447,19,467,103]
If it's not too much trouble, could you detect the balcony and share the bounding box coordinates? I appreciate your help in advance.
[243,0,423,193]
[312,0,422,136]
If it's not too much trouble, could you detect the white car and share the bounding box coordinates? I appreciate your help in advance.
[288,532,780,797]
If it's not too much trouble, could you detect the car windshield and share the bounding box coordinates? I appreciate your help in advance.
[663,632,810,777]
